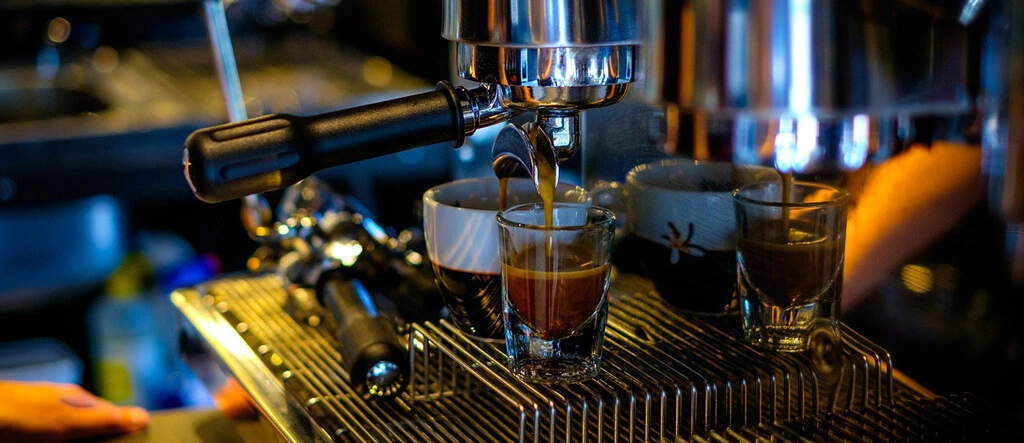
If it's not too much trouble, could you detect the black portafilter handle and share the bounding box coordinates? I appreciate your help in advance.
[317,272,408,400]
[184,81,467,203]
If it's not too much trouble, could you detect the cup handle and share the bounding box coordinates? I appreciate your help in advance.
[590,180,628,237]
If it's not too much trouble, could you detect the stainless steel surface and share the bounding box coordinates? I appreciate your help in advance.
[640,0,981,174]
[448,83,514,140]
[453,45,634,108]
[537,112,580,161]
[167,272,1003,442]
[693,394,993,442]
[173,279,332,442]
[458,83,514,135]
[498,81,630,110]
[441,0,640,47]
[645,0,971,118]
[727,114,897,173]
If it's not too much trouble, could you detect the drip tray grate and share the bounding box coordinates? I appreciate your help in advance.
[693,393,1004,442]
[173,273,994,442]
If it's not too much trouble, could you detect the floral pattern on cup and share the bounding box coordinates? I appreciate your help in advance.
[660,222,708,264]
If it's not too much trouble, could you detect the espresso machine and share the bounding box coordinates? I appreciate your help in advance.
[173,0,1020,441]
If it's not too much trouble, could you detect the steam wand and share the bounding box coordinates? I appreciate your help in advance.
[199,0,277,244]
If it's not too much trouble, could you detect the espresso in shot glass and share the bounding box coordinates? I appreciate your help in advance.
[422,178,587,340]
[498,203,615,384]
[733,181,848,352]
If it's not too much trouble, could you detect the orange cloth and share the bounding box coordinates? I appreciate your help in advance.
[842,142,982,309]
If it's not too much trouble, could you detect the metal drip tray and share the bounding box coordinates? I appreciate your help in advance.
[172,273,1000,442]
[695,394,997,442]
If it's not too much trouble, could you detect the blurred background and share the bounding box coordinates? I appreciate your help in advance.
[0,0,1020,424]
[0,0,466,410]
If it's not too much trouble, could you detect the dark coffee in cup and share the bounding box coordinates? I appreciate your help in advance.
[497,202,615,384]
[733,180,848,352]
[430,265,503,338]
[618,240,738,313]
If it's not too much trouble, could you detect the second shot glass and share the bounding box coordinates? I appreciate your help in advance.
[733,181,848,352]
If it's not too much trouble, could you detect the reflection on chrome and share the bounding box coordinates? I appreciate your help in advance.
[786,0,814,114]
[841,115,871,170]
[773,115,820,173]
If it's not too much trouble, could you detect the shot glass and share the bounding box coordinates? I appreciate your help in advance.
[733,181,848,352]
[497,203,615,384]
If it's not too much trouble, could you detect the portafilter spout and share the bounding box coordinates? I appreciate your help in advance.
[491,111,579,188]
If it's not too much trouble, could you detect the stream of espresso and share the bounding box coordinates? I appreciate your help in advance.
[781,172,794,232]
[496,149,557,226]
[496,135,561,330]
[534,150,560,335]
[497,144,561,331]
[498,177,509,210]
[535,155,557,229]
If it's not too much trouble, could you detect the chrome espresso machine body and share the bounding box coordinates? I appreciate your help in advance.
[174,1,1021,441]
